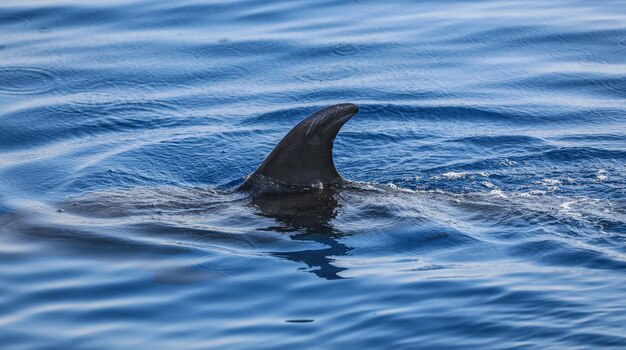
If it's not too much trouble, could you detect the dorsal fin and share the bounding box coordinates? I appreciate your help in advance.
[242,103,358,188]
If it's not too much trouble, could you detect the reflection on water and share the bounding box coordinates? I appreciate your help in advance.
[252,186,351,280]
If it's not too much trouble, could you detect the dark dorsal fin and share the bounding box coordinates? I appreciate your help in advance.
[243,103,358,188]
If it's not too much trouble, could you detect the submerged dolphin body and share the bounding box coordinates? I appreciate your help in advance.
[0,103,361,280]
[240,103,359,192]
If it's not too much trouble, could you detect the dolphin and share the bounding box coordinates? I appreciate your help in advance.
[0,103,361,280]
[240,103,359,192]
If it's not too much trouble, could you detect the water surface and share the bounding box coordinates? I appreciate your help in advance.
[1,0,626,348]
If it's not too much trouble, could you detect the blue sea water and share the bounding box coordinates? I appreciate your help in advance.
[1,0,626,348]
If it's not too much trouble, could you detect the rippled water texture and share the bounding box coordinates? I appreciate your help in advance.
[1,1,626,348]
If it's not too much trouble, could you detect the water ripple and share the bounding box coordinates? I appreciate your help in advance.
[0,67,57,95]
[295,65,360,83]
[331,43,360,56]
[0,14,31,29]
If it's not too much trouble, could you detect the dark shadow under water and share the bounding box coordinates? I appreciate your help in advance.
[251,186,351,280]
[0,184,357,281]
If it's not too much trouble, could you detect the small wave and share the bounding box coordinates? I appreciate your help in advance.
[434,171,468,180]
[184,39,283,59]
[0,14,31,29]
[547,48,594,59]
[295,65,360,83]
[0,67,57,95]
[190,233,267,279]
[184,64,253,83]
